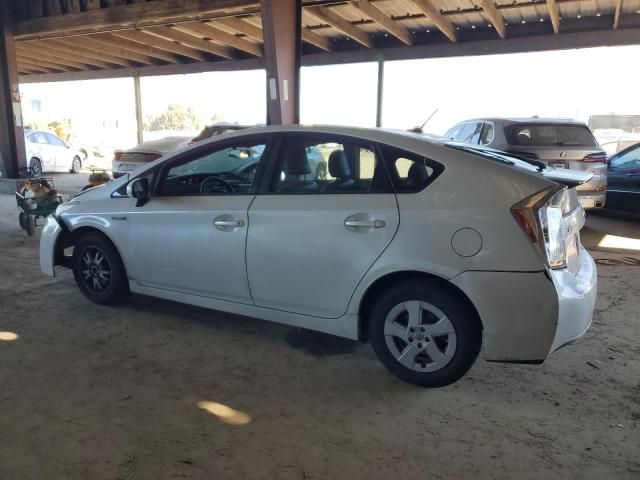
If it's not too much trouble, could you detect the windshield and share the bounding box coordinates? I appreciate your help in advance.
[505,124,598,147]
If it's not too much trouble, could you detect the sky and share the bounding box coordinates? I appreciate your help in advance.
[19,44,640,148]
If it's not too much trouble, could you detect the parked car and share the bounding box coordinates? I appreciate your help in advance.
[40,126,596,388]
[113,126,327,180]
[25,129,84,176]
[606,142,640,215]
[599,136,640,156]
[444,118,608,209]
[112,136,191,179]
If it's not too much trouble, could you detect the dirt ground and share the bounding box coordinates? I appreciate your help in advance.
[0,184,639,479]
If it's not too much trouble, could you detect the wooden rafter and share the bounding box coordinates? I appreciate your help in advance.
[143,26,234,59]
[16,55,74,72]
[302,28,333,52]
[17,59,61,73]
[111,30,209,62]
[22,40,117,68]
[215,16,263,41]
[173,21,263,57]
[546,0,560,34]
[306,6,373,48]
[15,44,94,70]
[613,0,623,29]
[412,0,457,42]
[45,38,134,67]
[90,33,181,63]
[480,0,506,39]
[74,36,158,65]
[350,1,412,45]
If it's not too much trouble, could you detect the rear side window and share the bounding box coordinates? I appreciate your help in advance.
[479,123,494,145]
[505,124,598,147]
[381,145,442,193]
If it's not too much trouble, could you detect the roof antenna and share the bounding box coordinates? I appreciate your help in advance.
[409,108,439,133]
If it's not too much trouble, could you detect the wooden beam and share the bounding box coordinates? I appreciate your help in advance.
[15,44,97,70]
[215,16,263,41]
[112,30,209,62]
[45,38,134,66]
[21,40,117,68]
[350,1,412,45]
[306,6,372,48]
[16,55,74,72]
[613,0,623,29]
[79,36,163,65]
[547,0,560,34]
[173,21,263,57]
[144,26,234,59]
[412,0,457,42]
[16,0,259,39]
[301,27,333,51]
[480,0,506,39]
[90,33,181,63]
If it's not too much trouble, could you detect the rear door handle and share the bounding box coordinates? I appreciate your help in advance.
[344,219,385,229]
[626,172,640,178]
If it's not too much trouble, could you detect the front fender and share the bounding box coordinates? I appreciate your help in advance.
[40,216,62,277]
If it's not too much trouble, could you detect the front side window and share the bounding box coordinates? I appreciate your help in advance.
[46,133,66,147]
[458,122,482,143]
[611,146,640,170]
[444,124,463,140]
[269,136,387,194]
[30,132,48,144]
[158,141,266,196]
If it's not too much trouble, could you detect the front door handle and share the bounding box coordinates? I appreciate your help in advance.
[344,219,386,229]
[214,219,245,227]
[626,172,640,178]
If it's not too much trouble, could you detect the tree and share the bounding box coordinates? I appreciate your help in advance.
[144,104,202,132]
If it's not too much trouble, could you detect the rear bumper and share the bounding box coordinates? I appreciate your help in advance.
[450,248,597,362]
[577,191,606,209]
[548,247,597,353]
[39,215,63,277]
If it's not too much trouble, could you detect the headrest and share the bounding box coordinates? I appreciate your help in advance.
[285,144,311,176]
[328,150,351,178]
[407,162,429,187]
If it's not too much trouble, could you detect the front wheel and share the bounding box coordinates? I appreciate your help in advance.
[72,233,129,304]
[30,158,42,177]
[369,280,482,388]
[71,156,81,174]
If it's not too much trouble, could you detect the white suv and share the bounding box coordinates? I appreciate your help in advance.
[40,126,597,387]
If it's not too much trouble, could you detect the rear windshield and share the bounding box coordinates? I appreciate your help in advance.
[505,124,598,147]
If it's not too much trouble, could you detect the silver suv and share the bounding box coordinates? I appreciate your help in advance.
[444,118,607,209]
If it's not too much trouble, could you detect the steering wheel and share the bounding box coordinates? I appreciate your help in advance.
[200,175,234,194]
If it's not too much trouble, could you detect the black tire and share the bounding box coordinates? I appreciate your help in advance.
[71,156,81,174]
[18,211,26,230]
[30,158,42,177]
[25,215,35,236]
[72,232,129,305]
[369,279,482,388]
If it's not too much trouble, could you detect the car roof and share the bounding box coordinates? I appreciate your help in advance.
[455,117,588,126]
[123,136,192,154]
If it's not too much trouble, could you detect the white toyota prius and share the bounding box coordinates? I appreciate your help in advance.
[40,125,597,387]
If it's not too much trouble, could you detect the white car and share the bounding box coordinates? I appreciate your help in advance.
[112,136,191,179]
[25,130,84,175]
[40,125,597,387]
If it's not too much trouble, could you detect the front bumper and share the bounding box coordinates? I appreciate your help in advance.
[548,247,597,353]
[40,215,63,277]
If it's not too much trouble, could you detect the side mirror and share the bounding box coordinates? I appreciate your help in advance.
[126,177,150,207]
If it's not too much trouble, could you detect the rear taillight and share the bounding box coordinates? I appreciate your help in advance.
[113,152,122,161]
[583,152,607,163]
[512,186,581,270]
[145,154,161,162]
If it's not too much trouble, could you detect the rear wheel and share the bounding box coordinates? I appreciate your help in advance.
[72,232,129,304]
[18,211,26,230]
[24,215,35,236]
[369,280,482,387]
[30,158,42,177]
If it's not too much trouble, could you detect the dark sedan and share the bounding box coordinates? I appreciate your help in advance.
[606,142,640,215]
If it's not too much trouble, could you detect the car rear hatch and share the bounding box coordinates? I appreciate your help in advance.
[504,123,607,193]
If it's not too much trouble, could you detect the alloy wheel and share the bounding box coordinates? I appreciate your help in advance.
[80,247,112,293]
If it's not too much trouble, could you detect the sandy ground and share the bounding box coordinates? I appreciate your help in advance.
[0,186,639,479]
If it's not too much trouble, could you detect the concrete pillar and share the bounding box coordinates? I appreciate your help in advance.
[0,0,26,179]
[261,0,301,125]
